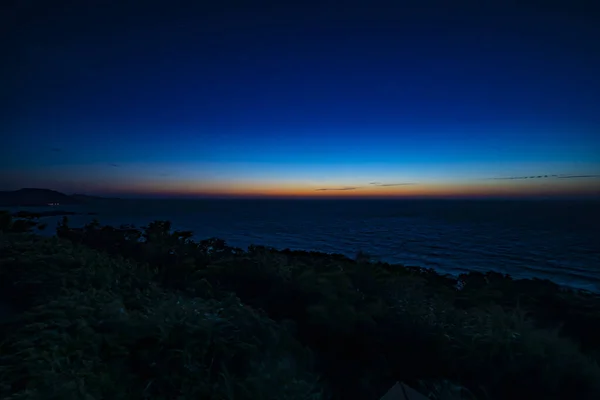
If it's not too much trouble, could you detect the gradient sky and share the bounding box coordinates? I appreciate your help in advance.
[2,0,600,198]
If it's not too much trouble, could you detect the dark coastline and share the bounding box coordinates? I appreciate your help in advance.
[1,211,600,399]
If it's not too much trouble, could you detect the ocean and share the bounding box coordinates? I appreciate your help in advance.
[10,199,600,292]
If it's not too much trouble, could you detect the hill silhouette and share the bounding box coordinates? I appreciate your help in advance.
[0,188,84,206]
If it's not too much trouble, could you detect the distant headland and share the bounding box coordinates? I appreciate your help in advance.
[0,188,116,207]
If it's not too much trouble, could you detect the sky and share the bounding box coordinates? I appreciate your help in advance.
[2,0,600,198]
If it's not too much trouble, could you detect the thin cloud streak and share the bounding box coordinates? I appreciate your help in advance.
[314,173,599,193]
[487,175,556,180]
[315,187,361,191]
[316,182,418,191]
[375,183,418,187]
[486,174,600,181]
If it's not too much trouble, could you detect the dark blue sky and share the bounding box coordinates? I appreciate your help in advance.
[3,0,600,197]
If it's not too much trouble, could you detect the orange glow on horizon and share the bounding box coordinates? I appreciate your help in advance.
[95,177,600,199]
[4,164,598,199]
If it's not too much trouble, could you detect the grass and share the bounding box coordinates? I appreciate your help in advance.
[1,210,599,399]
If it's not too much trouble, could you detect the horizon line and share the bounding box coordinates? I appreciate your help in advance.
[2,187,600,201]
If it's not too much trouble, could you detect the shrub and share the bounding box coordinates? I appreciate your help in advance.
[0,234,324,400]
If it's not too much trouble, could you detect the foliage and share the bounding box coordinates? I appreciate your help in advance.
[0,234,323,400]
[1,214,600,399]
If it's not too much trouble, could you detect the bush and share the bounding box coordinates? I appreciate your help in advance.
[0,289,323,400]
[0,234,324,400]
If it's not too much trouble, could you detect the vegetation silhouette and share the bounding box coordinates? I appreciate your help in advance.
[1,210,599,399]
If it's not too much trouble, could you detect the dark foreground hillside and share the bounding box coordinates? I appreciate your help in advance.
[1,211,600,400]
